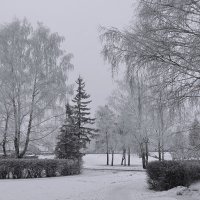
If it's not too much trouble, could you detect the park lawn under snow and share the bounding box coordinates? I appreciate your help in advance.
[83,153,172,171]
[0,154,199,200]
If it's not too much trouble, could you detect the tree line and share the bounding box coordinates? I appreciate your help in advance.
[96,0,200,168]
[0,19,95,159]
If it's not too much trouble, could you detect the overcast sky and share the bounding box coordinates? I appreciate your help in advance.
[0,0,137,114]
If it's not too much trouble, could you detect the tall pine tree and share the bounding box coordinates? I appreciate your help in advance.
[55,103,81,160]
[72,76,95,149]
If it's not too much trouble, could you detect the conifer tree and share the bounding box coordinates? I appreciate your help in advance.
[72,76,95,149]
[55,103,81,160]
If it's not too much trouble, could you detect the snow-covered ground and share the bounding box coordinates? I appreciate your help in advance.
[0,154,199,200]
[83,153,144,171]
[83,153,172,170]
[38,152,172,170]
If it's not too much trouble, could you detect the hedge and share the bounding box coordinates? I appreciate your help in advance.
[146,160,200,191]
[0,159,81,179]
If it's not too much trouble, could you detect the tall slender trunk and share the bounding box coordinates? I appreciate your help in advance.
[141,143,146,169]
[11,64,20,158]
[128,147,131,166]
[158,144,161,161]
[159,91,165,161]
[19,76,37,158]
[124,148,126,166]
[19,110,33,158]
[145,140,148,167]
[2,115,9,157]
[13,99,20,158]
[111,149,114,166]
[106,151,109,166]
[158,130,162,161]
[2,141,6,157]
[161,149,164,161]
[161,130,165,161]
[161,126,165,161]
[106,132,109,165]
[142,152,146,169]
[121,148,126,166]
[137,72,144,168]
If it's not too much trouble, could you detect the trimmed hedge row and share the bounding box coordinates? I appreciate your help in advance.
[146,160,200,191]
[0,159,80,179]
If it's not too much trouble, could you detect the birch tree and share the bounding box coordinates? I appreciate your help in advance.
[101,0,200,103]
[0,19,73,158]
[100,0,200,161]
[108,79,151,168]
[95,105,115,165]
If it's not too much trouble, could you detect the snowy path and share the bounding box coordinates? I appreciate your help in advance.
[0,169,198,200]
[0,154,199,200]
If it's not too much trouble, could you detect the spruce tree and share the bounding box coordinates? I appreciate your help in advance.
[55,103,81,160]
[72,76,95,149]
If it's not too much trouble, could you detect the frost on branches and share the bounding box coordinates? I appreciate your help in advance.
[72,76,96,150]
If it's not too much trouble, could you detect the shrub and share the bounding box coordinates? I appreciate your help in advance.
[146,160,200,191]
[184,160,200,184]
[44,160,58,177]
[0,159,80,179]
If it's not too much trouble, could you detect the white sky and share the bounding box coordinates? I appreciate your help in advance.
[0,0,137,114]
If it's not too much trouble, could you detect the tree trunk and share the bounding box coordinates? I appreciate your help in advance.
[106,132,109,165]
[145,141,148,167]
[13,99,20,158]
[19,111,33,158]
[111,150,114,166]
[158,131,162,161]
[161,149,164,161]
[142,152,146,169]
[2,115,9,157]
[141,143,146,169]
[124,148,126,166]
[121,148,126,166]
[106,151,109,166]
[128,147,131,166]
[161,134,165,161]
[137,73,145,168]
[160,91,165,161]
[2,140,6,157]
[19,77,37,158]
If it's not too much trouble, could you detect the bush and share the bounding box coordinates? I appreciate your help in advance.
[146,160,200,191]
[0,159,80,179]
[58,159,81,176]
[184,160,200,183]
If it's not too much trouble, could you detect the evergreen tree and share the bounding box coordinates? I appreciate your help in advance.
[55,103,81,160]
[72,76,96,149]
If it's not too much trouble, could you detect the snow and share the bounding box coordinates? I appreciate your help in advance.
[83,153,144,171]
[38,154,55,159]
[175,184,200,200]
[83,153,172,170]
[0,154,198,200]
